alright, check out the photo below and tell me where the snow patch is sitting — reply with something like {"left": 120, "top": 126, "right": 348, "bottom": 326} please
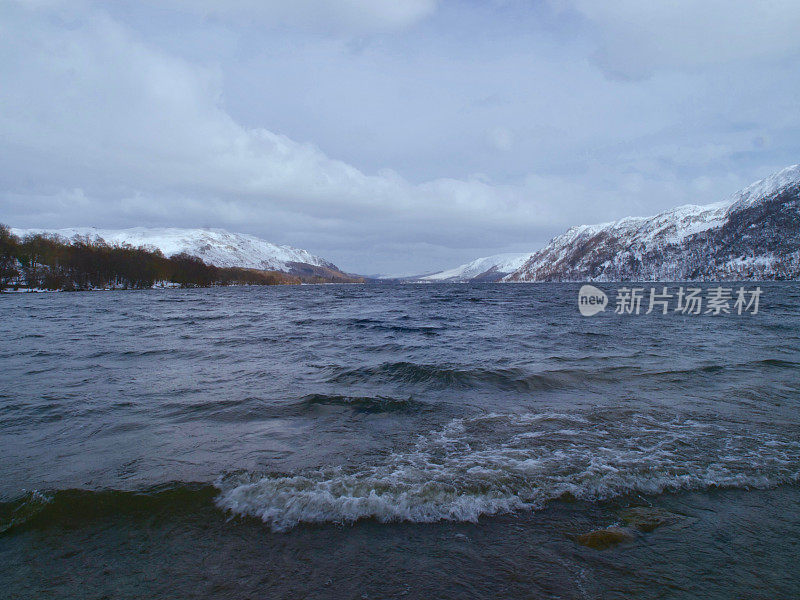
{"left": 9, "top": 227, "right": 336, "bottom": 273}
{"left": 421, "top": 253, "right": 532, "bottom": 282}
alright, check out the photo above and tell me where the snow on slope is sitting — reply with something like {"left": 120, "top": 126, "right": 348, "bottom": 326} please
{"left": 504, "top": 164, "right": 800, "bottom": 282}
{"left": 421, "top": 253, "right": 532, "bottom": 282}
{"left": 727, "top": 164, "right": 800, "bottom": 213}
{"left": 10, "top": 227, "right": 337, "bottom": 273}
{"left": 415, "top": 167, "right": 800, "bottom": 283}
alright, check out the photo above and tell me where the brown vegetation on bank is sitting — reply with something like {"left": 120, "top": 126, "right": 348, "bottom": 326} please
{"left": 0, "top": 225, "right": 302, "bottom": 290}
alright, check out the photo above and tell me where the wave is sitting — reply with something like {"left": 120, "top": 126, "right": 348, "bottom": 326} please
{"left": 326, "top": 359, "right": 800, "bottom": 391}
{"left": 6, "top": 411, "right": 799, "bottom": 534}
{"left": 297, "top": 393, "right": 427, "bottom": 413}
{"left": 214, "top": 411, "right": 800, "bottom": 531}
{"left": 0, "top": 483, "right": 217, "bottom": 535}
{"left": 289, "top": 317, "right": 443, "bottom": 335}
{"left": 327, "top": 362, "right": 561, "bottom": 390}
{"left": 158, "top": 393, "right": 429, "bottom": 422}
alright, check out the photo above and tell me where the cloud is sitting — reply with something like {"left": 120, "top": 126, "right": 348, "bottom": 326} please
{"left": 554, "top": 0, "right": 800, "bottom": 79}
{"left": 140, "top": 0, "right": 439, "bottom": 34}
{"left": 0, "top": 3, "right": 566, "bottom": 266}
{"left": 487, "top": 127, "right": 514, "bottom": 152}
{"left": 1, "top": 0, "right": 797, "bottom": 274}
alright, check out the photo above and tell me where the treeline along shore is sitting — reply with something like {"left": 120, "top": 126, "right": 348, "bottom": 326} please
{"left": 0, "top": 224, "right": 302, "bottom": 291}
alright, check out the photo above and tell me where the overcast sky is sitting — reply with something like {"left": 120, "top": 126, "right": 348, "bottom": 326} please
{"left": 1, "top": 0, "right": 799, "bottom": 275}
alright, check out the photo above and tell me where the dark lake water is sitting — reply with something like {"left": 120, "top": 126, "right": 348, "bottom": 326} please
{"left": 1, "top": 283, "right": 799, "bottom": 599}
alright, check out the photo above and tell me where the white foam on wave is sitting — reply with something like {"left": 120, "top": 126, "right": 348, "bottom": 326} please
{"left": 214, "top": 411, "right": 800, "bottom": 531}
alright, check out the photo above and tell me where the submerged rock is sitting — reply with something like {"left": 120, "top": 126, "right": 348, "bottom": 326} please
{"left": 619, "top": 507, "right": 682, "bottom": 533}
{"left": 576, "top": 527, "right": 634, "bottom": 550}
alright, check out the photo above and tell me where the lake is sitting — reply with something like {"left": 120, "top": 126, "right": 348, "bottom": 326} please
{"left": 1, "top": 283, "right": 799, "bottom": 599}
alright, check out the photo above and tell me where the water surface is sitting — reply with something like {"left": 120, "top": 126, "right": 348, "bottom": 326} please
{"left": 1, "top": 283, "right": 799, "bottom": 598}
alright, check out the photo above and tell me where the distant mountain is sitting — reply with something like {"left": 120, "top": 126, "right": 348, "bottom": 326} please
{"left": 420, "top": 253, "right": 532, "bottom": 282}
{"left": 416, "top": 165, "right": 800, "bottom": 283}
{"left": 505, "top": 164, "right": 800, "bottom": 281}
{"left": 10, "top": 227, "right": 362, "bottom": 282}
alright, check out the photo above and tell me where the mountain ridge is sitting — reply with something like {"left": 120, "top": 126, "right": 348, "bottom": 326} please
{"left": 505, "top": 164, "right": 800, "bottom": 282}
{"left": 10, "top": 164, "right": 800, "bottom": 284}
{"left": 416, "top": 164, "right": 800, "bottom": 282}
{"left": 419, "top": 253, "right": 532, "bottom": 282}
{"left": 9, "top": 226, "right": 362, "bottom": 282}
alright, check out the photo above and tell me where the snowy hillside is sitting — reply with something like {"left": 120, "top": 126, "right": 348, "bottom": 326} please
{"left": 505, "top": 164, "right": 800, "bottom": 282}
{"left": 10, "top": 227, "right": 340, "bottom": 274}
{"left": 420, "top": 253, "right": 532, "bottom": 282}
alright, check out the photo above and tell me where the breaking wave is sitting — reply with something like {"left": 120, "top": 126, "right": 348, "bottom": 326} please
{"left": 215, "top": 411, "right": 800, "bottom": 531}
{"left": 5, "top": 411, "right": 799, "bottom": 534}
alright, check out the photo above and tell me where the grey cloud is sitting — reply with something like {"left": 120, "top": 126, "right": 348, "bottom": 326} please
{"left": 1, "top": 0, "right": 798, "bottom": 274}
{"left": 555, "top": 0, "right": 800, "bottom": 79}
{"left": 139, "top": 0, "right": 439, "bottom": 34}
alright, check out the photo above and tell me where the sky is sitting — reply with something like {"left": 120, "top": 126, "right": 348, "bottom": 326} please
{"left": 1, "top": 0, "right": 799, "bottom": 276}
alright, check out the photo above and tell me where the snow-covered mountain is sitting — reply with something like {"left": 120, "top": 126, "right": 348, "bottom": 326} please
{"left": 10, "top": 227, "right": 351, "bottom": 277}
{"left": 505, "top": 164, "right": 800, "bottom": 282}
{"left": 420, "top": 253, "right": 532, "bottom": 282}
{"left": 11, "top": 165, "right": 799, "bottom": 284}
